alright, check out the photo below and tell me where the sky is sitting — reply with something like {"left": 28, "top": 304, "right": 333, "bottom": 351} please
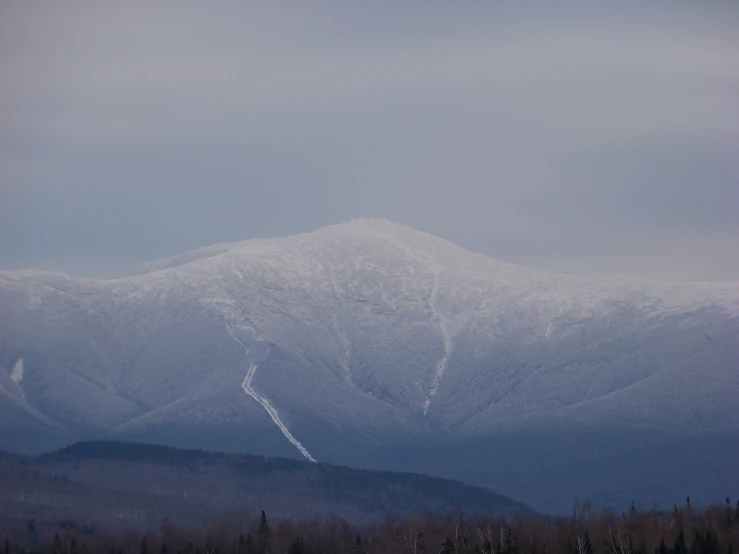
{"left": 1, "top": 1, "right": 738, "bottom": 281}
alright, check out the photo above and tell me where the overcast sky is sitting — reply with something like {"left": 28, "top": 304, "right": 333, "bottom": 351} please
{"left": 1, "top": 1, "right": 738, "bottom": 280}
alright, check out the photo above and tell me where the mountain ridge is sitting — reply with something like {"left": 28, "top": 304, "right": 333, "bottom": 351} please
{"left": 5, "top": 218, "right": 739, "bottom": 287}
{"left": 0, "top": 439, "right": 531, "bottom": 529}
{"left": 1, "top": 218, "right": 737, "bottom": 512}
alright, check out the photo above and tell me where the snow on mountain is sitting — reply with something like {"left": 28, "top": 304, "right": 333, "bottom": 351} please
{"left": 1, "top": 218, "right": 738, "bottom": 511}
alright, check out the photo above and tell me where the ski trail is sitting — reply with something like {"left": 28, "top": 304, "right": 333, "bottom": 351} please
{"left": 545, "top": 322, "right": 552, "bottom": 341}
{"left": 423, "top": 268, "right": 452, "bottom": 415}
{"left": 225, "top": 323, "right": 316, "bottom": 463}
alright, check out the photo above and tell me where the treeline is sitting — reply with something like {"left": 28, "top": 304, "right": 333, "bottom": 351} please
{"left": 3, "top": 498, "right": 739, "bottom": 554}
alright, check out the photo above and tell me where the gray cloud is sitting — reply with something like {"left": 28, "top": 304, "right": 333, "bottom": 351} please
{"left": 1, "top": 1, "right": 738, "bottom": 280}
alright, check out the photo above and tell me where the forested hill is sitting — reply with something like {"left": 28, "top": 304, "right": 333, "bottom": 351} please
{"left": 0, "top": 440, "right": 531, "bottom": 532}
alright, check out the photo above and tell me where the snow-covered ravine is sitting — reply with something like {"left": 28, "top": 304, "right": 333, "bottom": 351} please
{"left": 225, "top": 323, "right": 317, "bottom": 462}
{"left": 423, "top": 268, "right": 452, "bottom": 415}
{"left": 11, "top": 358, "right": 26, "bottom": 400}
{"left": 332, "top": 314, "right": 353, "bottom": 383}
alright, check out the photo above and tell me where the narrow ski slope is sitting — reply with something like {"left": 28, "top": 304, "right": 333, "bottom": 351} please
{"left": 424, "top": 268, "right": 453, "bottom": 415}
{"left": 225, "top": 323, "right": 317, "bottom": 462}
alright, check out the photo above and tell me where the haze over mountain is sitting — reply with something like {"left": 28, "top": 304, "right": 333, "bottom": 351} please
{"left": 1, "top": 219, "right": 738, "bottom": 512}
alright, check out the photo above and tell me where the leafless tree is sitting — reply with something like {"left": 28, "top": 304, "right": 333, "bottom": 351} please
{"left": 606, "top": 526, "right": 631, "bottom": 554}
{"left": 404, "top": 524, "right": 423, "bottom": 554}
{"left": 476, "top": 524, "right": 498, "bottom": 554}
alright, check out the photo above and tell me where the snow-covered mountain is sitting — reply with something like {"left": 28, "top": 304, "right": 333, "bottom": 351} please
{"left": 1, "top": 219, "right": 738, "bottom": 512}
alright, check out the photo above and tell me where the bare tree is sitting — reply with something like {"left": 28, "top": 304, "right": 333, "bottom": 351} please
{"left": 476, "top": 524, "right": 498, "bottom": 554}
{"left": 606, "top": 526, "right": 631, "bottom": 554}
{"left": 404, "top": 525, "right": 424, "bottom": 554}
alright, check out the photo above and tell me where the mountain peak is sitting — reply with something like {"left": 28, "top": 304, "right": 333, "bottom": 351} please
{"left": 129, "top": 218, "right": 492, "bottom": 277}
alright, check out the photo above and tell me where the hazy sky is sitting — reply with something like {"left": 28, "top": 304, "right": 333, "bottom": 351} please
{"left": 1, "top": 2, "right": 738, "bottom": 280}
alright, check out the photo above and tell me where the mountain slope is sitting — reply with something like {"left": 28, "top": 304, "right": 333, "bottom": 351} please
{"left": 1, "top": 219, "right": 738, "bottom": 511}
{"left": 0, "top": 440, "right": 530, "bottom": 530}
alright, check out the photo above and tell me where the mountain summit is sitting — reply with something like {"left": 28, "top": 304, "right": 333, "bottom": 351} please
{"left": 1, "top": 219, "right": 738, "bottom": 512}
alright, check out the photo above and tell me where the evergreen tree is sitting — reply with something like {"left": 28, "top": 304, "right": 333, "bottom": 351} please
{"left": 501, "top": 528, "right": 517, "bottom": 554}
{"left": 141, "top": 538, "right": 148, "bottom": 554}
{"left": 583, "top": 531, "right": 593, "bottom": 554}
{"left": 258, "top": 511, "right": 270, "bottom": 554}
{"left": 692, "top": 531, "right": 702, "bottom": 554}
{"left": 160, "top": 543, "right": 168, "bottom": 554}
{"left": 259, "top": 510, "right": 270, "bottom": 537}
{"left": 287, "top": 536, "right": 306, "bottom": 554}
{"left": 51, "top": 533, "right": 63, "bottom": 554}
{"left": 353, "top": 534, "right": 364, "bottom": 554}
{"left": 657, "top": 537, "right": 668, "bottom": 554}
{"left": 440, "top": 537, "right": 455, "bottom": 554}
{"left": 691, "top": 530, "right": 718, "bottom": 554}
{"left": 245, "top": 532, "right": 255, "bottom": 554}
{"left": 26, "top": 518, "right": 36, "bottom": 537}
{"left": 674, "top": 527, "right": 687, "bottom": 554}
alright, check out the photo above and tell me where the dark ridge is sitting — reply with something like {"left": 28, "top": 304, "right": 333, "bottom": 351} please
{"left": 34, "top": 440, "right": 534, "bottom": 516}
{"left": 42, "top": 440, "right": 319, "bottom": 473}
{"left": 42, "top": 440, "right": 244, "bottom": 466}
{"left": 0, "top": 449, "right": 27, "bottom": 461}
